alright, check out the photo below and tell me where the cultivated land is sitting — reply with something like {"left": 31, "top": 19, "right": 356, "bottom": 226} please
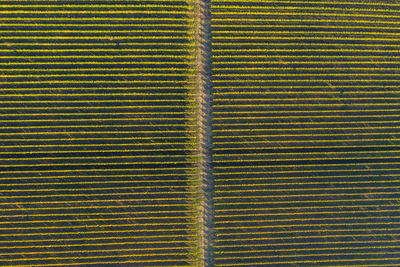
{"left": 1, "top": 0, "right": 400, "bottom": 266}
{"left": 212, "top": 0, "right": 400, "bottom": 266}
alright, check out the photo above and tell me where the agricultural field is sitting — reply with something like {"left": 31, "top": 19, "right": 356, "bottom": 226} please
{"left": 0, "top": 1, "right": 199, "bottom": 266}
{"left": 212, "top": 0, "right": 400, "bottom": 266}
{"left": 1, "top": 0, "right": 400, "bottom": 266}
